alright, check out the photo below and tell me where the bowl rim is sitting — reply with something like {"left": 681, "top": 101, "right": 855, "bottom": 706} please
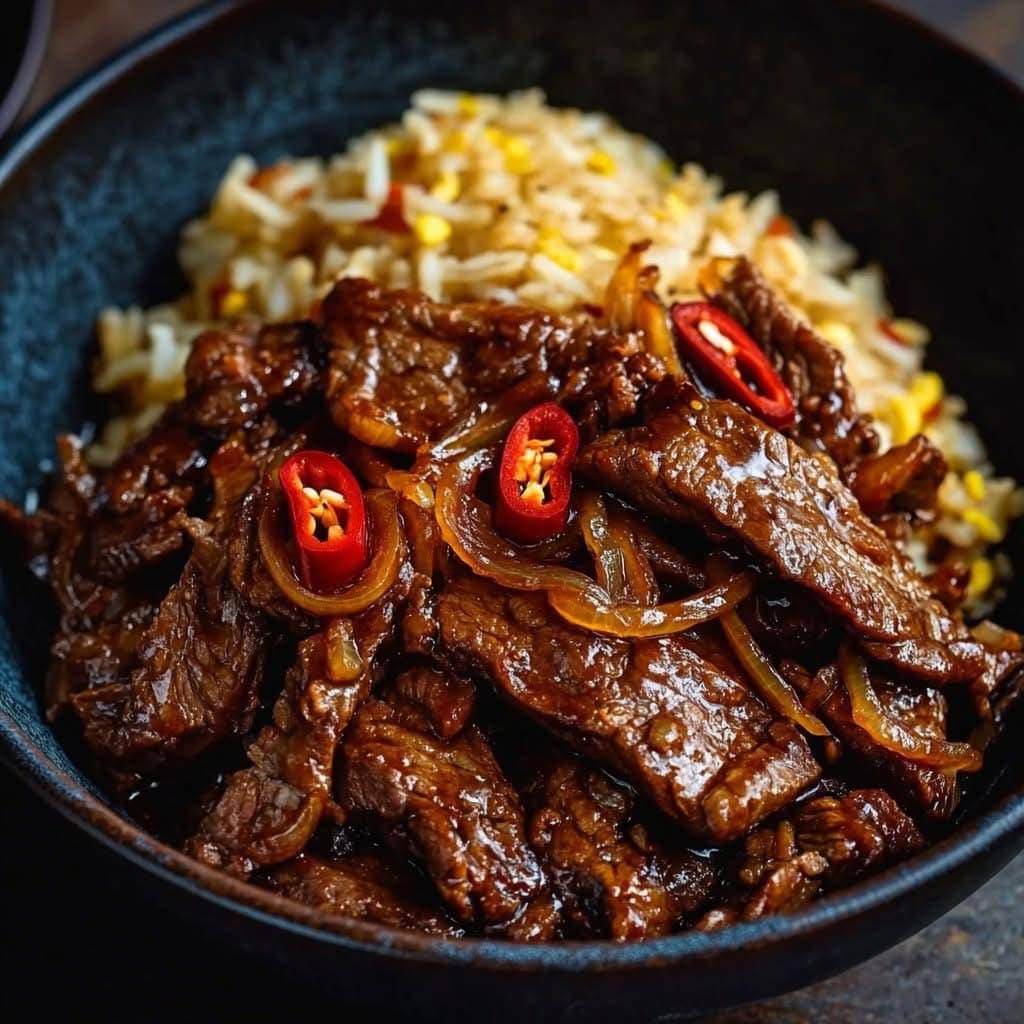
{"left": 1, "top": 0, "right": 1023, "bottom": 974}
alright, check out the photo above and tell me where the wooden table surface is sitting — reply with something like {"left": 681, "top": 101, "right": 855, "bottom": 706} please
{"left": 4, "top": 2, "right": 1023, "bottom": 1021}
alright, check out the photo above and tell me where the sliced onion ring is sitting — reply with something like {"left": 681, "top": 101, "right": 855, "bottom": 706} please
{"left": 839, "top": 643, "right": 982, "bottom": 772}
{"left": 579, "top": 491, "right": 628, "bottom": 599}
{"left": 435, "top": 451, "right": 753, "bottom": 638}
{"left": 259, "top": 486, "right": 407, "bottom": 616}
{"left": 435, "top": 450, "right": 597, "bottom": 594}
{"left": 706, "top": 554, "right": 829, "bottom": 737}
{"left": 547, "top": 573, "right": 754, "bottom": 639}
{"left": 721, "top": 611, "right": 830, "bottom": 737}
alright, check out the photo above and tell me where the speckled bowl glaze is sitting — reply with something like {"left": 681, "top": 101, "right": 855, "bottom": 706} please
{"left": 1, "top": 2, "right": 1022, "bottom": 1020}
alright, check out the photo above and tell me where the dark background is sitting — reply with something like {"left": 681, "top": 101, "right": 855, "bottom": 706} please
{"left": 2, "top": 1, "right": 1023, "bottom": 1020}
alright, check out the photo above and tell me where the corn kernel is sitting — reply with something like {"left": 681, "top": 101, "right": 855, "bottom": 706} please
{"left": 456, "top": 93, "right": 480, "bottom": 116}
{"left": 537, "top": 233, "right": 581, "bottom": 272}
{"left": 968, "top": 557, "right": 995, "bottom": 599}
{"left": 430, "top": 170, "right": 460, "bottom": 203}
{"left": 443, "top": 129, "right": 467, "bottom": 153}
{"left": 817, "top": 320, "right": 856, "bottom": 350}
{"left": 656, "top": 192, "right": 690, "bottom": 222}
{"left": 413, "top": 212, "right": 452, "bottom": 247}
{"left": 219, "top": 289, "right": 248, "bottom": 317}
{"left": 909, "top": 371, "right": 944, "bottom": 413}
{"left": 887, "top": 318, "right": 930, "bottom": 346}
{"left": 502, "top": 134, "right": 533, "bottom": 174}
{"left": 888, "top": 393, "right": 922, "bottom": 445}
{"left": 962, "top": 507, "right": 1002, "bottom": 543}
{"left": 963, "top": 469, "right": 987, "bottom": 502}
{"left": 484, "top": 126, "right": 506, "bottom": 147}
{"left": 586, "top": 149, "right": 617, "bottom": 176}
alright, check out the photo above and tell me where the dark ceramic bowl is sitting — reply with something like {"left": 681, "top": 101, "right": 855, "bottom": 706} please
{"left": 1, "top": 2, "right": 1022, "bottom": 1020}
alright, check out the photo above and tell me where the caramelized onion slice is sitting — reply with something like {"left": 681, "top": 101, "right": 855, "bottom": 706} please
{"left": 636, "top": 290, "right": 685, "bottom": 378}
{"left": 706, "top": 555, "right": 829, "bottom": 737}
{"left": 839, "top": 644, "right": 982, "bottom": 772}
{"left": 435, "top": 450, "right": 597, "bottom": 594}
{"left": 426, "top": 373, "right": 558, "bottom": 462}
{"left": 259, "top": 487, "right": 407, "bottom": 616}
{"left": 385, "top": 470, "right": 435, "bottom": 510}
{"left": 608, "top": 509, "right": 659, "bottom": 606}
{"left": 579, "top": 491, "right": 628, "bottom": 599}
{"left": 547, "top": 572, "right": 754, "bottom": 639}
{"left": 436, "top": 450, "right": 752, "bottom": 637}
{"left": 720, "top": 611, "right": 830, "bottom": 737}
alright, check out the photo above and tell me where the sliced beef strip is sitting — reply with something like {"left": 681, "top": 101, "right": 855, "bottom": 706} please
{"left": 795, "top": 788, "right": 924, "bottom": 884}
{"left": 99, "top": 418, "right": 207, "bottom": 513}
{"left": 428, "top": 576, "right": 820, "bottom": 842}
{"left": 520, "top": 746, "right": 715, "bottom": 940}
{"left": 713, "top": 257, "right": 879, "bottom": 475}
{"left": 84, "top": 487, "right": 191, "bottom": 584}
{"left": 846, "top": 435, "right": 948, "bottom": 523}
{"left": 578, "top": 401, "right": 987, "bottom": 684}
{"left": 321, "top": 277, "right": 659, "bottom": 454}
{"left": 45, "top": 613, "right": 152, "bottom": 721}
{"left": 186, "top": 582, "right": 405, "bottom": 876}
{"left": 79, "top": 414, "right": 209, "bottom": 585}
{"left": 7, "top": 436, "right": 146, "bottom": 629}
{"left": 796, "top": 663, "right": 960, "bottom": 819}
{"left": 265, "top": 854, "right": 463, "bottom": 936}
{"left": 339, "top": 665, "right": 560, "bottom": 939}
{"left": 860, "top": 638, "right": 988, "bottom": 685}
{"left": 83, "top": 410, "right": 212, "bottom": 585}
{"left": 185, "top": 319, "right": 326, "bottom": 432}
{"left": 70, "top": 527, "right": 266, "bottom": 771}
{"left": 695, "top": 821, "right": 828, "bottom": 931}
{"left": 3, "top": 412, "right": 217, "bottom": 714}
{"left": 1, "top": 437, "right": 161, "bottom": 717}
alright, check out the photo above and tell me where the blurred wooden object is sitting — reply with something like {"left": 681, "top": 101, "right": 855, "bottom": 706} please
{"left": 22, "top": 0, "right": 201, "bottom": 118}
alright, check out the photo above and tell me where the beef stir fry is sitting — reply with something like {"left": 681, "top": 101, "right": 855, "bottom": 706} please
{"left": 3, "top": 253, "right": 1021, "bottom": 942}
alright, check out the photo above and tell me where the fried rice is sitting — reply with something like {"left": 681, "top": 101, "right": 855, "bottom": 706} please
{"left": 87, "top": 89, "right": 1022, "bottom": 608}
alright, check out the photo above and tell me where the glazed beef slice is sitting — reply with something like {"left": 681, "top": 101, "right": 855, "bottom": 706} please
{"left": 266, "top": 854, "right": 463, "bottom": 936}
{"left": 338, "top": 666, "right": 559, "bottom": 938}
{"left": 804, "top": 664, "right": 960, "bottom": 819}
{"left": 71, "top": 532, "right": 265, "bottom": 770}
{"left": 715, "top": 256, "right": 878, "bottom": 473}
{"left": 321, "top": 277, "right": 658, "bottom": 453}
{"left": 578, "top": 401, "right": 974, "bottom": 670}
{"left": 187, "top": 595, "right": 400, "bottom": 876}
{"left": 521, "top": 746, "right": 716, "bottom": 940}
{"left": 795, "top": 788, "right": 924, "bottom": 884}
{"left": 431, "top": 576, "right": 820, "bottom": 842}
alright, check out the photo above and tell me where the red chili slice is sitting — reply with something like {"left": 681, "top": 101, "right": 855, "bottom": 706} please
{"left": 670, "top": 301, "right": 796, "bottom": 429}
{"left": 362, "top": 183, "right": 408, "bottom": 233}
{"left": 494, "top": 402, "right": 580, "bottom": 544}
{"left": 764, "top": 215, "right": 794, "bottom": 238}
{"left": 279, "top": 450, "right": 368, "bottom": 592}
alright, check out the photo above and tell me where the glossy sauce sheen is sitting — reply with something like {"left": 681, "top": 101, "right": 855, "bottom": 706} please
{"left": 1, "top": 264, "right": 1019, "bottom": 942}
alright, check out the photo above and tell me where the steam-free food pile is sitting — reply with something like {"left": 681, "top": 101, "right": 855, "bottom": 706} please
{"left": 2, "top": 93, "right": 1021, "bottom": 942}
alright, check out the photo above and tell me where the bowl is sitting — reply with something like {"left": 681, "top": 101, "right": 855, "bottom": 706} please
{"left": 1, "top": 1, "right": 1022, "bottom": 1020}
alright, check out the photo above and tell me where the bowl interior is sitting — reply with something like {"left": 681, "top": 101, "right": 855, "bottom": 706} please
{"left": 0, "top": 0, "right": 1022, "bottom": 969}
